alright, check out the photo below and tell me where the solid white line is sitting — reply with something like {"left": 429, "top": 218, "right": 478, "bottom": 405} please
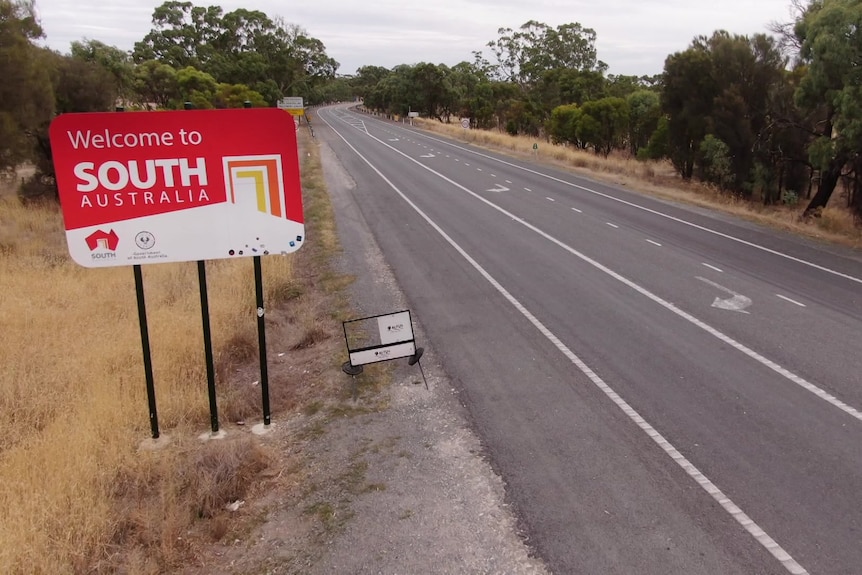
{"left": 319, "top": 108, "right": 809, "bottom": 575}
{"left": 546, "top": 197, "right": 556, "bottom": 202}
{"left": 702, "top": 263, "right": 724, "bottom": 273}
{"left": 647, "top": 239, "right": 662, "bottom": 247}
{"left": 607, "top": 223, "right": 619, "bottom": 229}
{"left": 572, "top": 208, "right": 583, "bottom": 213}
{"left": 776, "top": 294, "right": 807, "bottom": 307}
{"left": 391, "top": 125, "right": 862, "bottom": 287}
{"left": 327, "top": 108, "right": 862, "bottom": 425}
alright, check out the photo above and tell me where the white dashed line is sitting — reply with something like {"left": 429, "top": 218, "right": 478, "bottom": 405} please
{"left": 546, "top": 197, "right": 556, "bottom": 202}
{"left": 646, "top": 239, "right": 662, "bottom": 247}
{"left": 702, "top": 263, "right": 724, "bottom": 273}
{"left": 776, "top": 294, "right": 806, "bottom": 307}
{"left": 607, "top": 223, "right": 619, "bottom": 229}
{"left": 506, "top": 180, "right": 512, "bottom": 184}
{"left": 524, "top": 188, "right": 532, "bottom": 192}
{"left": 491, "top": 174, "right": 497, "bottom": 177}
{"left": 571, "top": 208, "right": 582, "bottom": 213}
{"left": 477, "top": 168, "right": 483, "bottom": 171}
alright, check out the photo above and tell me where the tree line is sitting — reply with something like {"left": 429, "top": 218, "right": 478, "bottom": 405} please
{"left": 3, "top": 0, "right": 862, "bottom": 220}
{"left": 0, "top": 0, "right": 341, "bottom": 197}
{"left": 355, "top": 3, "right": 862, "bottom": 219}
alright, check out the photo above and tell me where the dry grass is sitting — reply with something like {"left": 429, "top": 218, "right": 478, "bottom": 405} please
{"left": 0, "top": 131, "right": 334, "bottom": 572}
{"left": 413, "top": 118, "right": 862, "bottom": 248}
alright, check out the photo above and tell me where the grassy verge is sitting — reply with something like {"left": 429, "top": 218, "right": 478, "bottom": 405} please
{"left": 412, "top": 118, "right": 862, "bottom": 249}
{"left": 0, "top": 128, "right": 344, "bottom": 573}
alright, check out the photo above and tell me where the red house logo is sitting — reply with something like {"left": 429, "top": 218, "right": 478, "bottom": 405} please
{"left": 85, "top": 229, "right": 119, "bottom": 251}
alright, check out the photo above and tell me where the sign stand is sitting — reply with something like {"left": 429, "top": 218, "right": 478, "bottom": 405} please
{"left": 253, "top": 255, "right": 272, "bottom": 432}
{"left": 116, "top": 107, "right": 162, "bottom": 441}
{"left": 181, "top": 102, "right": 222, "bottom": 439}
{"left": 133, "top": 263, "right": 160, "bottom": 439}
{"left": 341, "top": 310, "right": 427, "bottom": 396}
{"left": 197, "top": 260, "right": 222, "bottom": 437}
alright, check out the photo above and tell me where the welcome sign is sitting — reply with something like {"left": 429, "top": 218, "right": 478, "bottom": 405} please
{"left": 49, "top": 108, "right": 304, "bottom": 267}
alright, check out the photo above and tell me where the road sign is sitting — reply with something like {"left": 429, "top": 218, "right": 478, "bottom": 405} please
{"left": 278, "top": 97, "right": 305, "bottom": 116}
{"left": 49, "top": 108, "right": 304, "bottom": 267}
{"left": 343, "top": 310, "right": 417, "bottom": 366}
{"left": 460, "top": 118, "right": 470, "bottom": 129}
{"left": 408, "top": 111, "right": 419, "bottom": 118}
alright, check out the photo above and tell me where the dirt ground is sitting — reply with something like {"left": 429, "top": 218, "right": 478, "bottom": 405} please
{"left": 180, "top": 135, "right": 549, "bottom": 574}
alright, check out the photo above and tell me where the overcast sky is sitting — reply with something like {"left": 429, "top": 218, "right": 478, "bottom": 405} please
{"left": 34, "top": 0, "right": 797, "bottom": 77}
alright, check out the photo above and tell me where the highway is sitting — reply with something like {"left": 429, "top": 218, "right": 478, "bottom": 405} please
{"left": 315, "top": 104, "right": 862, "bottom": 575}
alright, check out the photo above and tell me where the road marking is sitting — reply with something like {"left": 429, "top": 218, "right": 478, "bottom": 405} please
{"left": 324, "top": 108, "right": 862, "bottom": 425}
{"left": 606, "top": 223, "right": 619, "bottom": 229}
{"left": 702, "top": 263, "right": 724, "bottom": 273}
{"left": 477, "top": 168, "right": 482, "bottom": 171}
{"left": 776, "top": 294, "right": 806, "bottom": 307}
{"left": 697, "top": 276, "right": 752, "bottom": 314}
{"left": 420, "top": 154, "right": 435, "bottom": 158}
{"left": 524, "top": 188, "right": 532, "bottom": 192}
{"left": 320, "top": 109, "right": 810, "bottom": 575}
{"left": 395, "top": 128, "right": 862, "bottom": 287}
{"left": 572, "top": 208, "right": 583, "bottom": 213}
{"left": 506, "top": 180, "right": 513, "bottom": 184}
{"left": 647, "top": 239, "right": 662, "bottom": 247}
{"left": 546, "top": 197, "right": 555, "bottom": 202}
{"left": 465, "top": 163, "right": 470, "bottom": 166}
{"left": 486, "top": 184, "right": 510, "bottom": 193}
{"left": 491, "top": 174, "right": 497, "bottom": 177}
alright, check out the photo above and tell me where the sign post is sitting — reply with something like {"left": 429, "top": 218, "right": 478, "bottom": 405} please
{"left": 50, "top": 108, "right": 304, "bottom": 437}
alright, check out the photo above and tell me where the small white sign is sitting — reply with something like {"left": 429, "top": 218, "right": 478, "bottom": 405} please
{"left": 408, "top": 111, "right": 419, "bottom": 118}
{"left": 378, "top": 310, "right": 412, "bottom": 345}
{"left": 461, "top": 118, "right": 470, "bottom": 129}
{"left": 350, "top": 341, "right": 416, "bottom": 366}
{"left": 278, "top": 97, "right": 304, "bottom": 109}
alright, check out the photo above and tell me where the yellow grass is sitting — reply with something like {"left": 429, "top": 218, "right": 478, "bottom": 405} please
{"left": 0, "top": 139, "right": 316, "bottom": 571}
{"left": 413, "top": 118, "right": 862, "bottom": 248}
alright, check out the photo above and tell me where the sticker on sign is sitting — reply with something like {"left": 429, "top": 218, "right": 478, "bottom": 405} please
{"left": 49, "top": 108, "right": 304, "bottom": 268}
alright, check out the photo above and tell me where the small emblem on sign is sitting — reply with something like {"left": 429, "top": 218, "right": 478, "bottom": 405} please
{"left": 135, "top": 231, "right": 155, "bottom": 250}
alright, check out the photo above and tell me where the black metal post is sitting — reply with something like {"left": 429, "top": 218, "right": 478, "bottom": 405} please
{"left": 253, "top": 256, "right": 271, "bottom": 425}
{"left": 118, "top": 105, "right": 161, "bottom": 440}
{"left": 134, "top": 264, "right": 160, "bottom": 439}
{"left": 197, "top": 260, "right": 219, "bottom": 433}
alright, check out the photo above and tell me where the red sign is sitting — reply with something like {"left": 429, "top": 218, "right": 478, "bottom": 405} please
{"left": 50, "top": 108, "right": 304, "bottom": 267}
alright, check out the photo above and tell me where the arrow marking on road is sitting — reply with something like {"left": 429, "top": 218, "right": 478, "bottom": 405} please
{"left": 420, "top": 153, "right": 435, "bottom": 158}
{"left": 697, "top": 276, "right": 752, "bottom": 314}
{"left": 486, "top": 184, "right": 510, "bottom": 193}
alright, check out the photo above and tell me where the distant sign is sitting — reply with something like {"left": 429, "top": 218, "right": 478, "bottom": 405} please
{"left": 343, "top": 310, "right": 416, "bottom": 366}
{"left": 278, "top": 97, "right": 305, "bottom": 116}
{"left": 49, "top": 108, "right": 304, "bottom": 268}
{"left": 408, "top": 111, "right": 419, "bottom": 118}
{"left": 460, "top": 118, "right": 470, "bottom": 129}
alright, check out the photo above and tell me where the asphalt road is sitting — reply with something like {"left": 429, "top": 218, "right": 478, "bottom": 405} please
{"left": 313, "top": 104, "right": 862, "bottom": 575}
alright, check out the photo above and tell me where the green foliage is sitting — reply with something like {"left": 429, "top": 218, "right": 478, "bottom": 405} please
{"left": 698, "top": 135, "right": 734, "bottom": 189}
{"left": 662, "top": 30, "right": 786, "bottom": 188}
{"left": 626, "top": 90, "right": 660, "bottom": 155}
{"left": 574, "top": 97, "right": 629, "bottom": 156}
{"left": 133, "top": 2, "right": 337, "bottom": 105}
{"left": 639, "top": 116, "right": 670, "bottom": 161}
{"left": 0, "top": 0, "right": 53, "bottom": 174}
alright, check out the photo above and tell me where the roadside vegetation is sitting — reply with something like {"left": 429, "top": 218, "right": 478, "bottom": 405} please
{"left": 0, "top": 128, "right": 347, "bottom": 573}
